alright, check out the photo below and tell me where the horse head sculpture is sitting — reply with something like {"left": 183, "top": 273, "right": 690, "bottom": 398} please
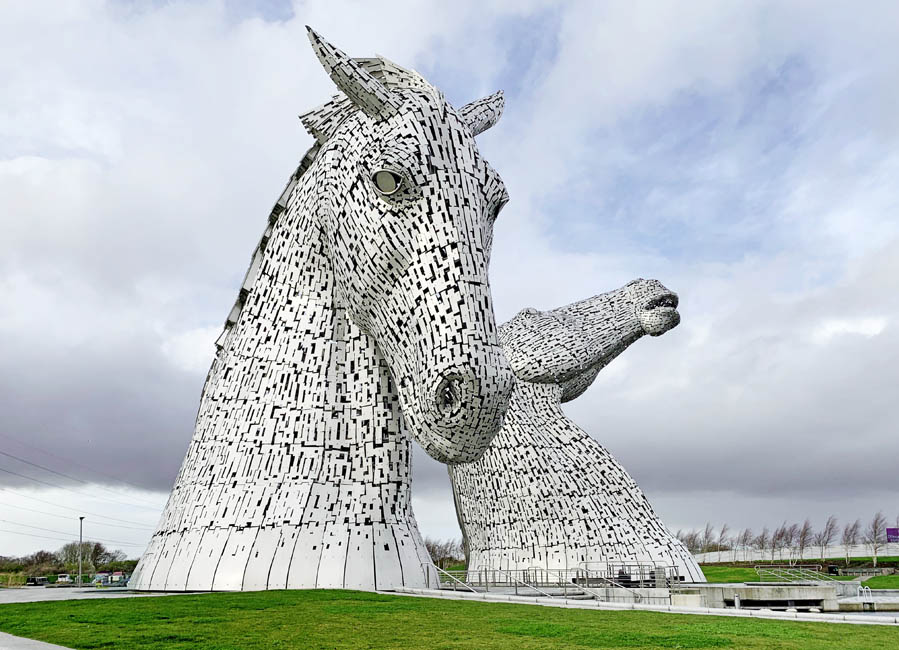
{"left": 451, "top": 279, "right": 704, "bottom": 581}
{"left": 302, "top": 28, "right": 514, "bottom": 463}
{"left": 500, "top": 279, "right": 679, "bottom": 401}
{"left": 131, "top": 30, "right": 517, "bottom": 592}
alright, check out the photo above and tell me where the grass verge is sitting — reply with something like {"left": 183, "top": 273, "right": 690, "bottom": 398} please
{"left": 700, "top": 565, "right": 760, "bottom": 583}
{"left": 863, "top": 575, "right": 899, "bottom": 589}
{"left": 701, "top": 565, "right": 859, "bottom": 583}
{"left": 703, "top": 556, "right": 899, "bottom": 568}
{"left": 1, "top": 590, "right": 898, "bottom": 649}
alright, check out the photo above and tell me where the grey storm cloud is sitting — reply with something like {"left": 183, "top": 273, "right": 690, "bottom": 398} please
{"left": 0, "top": 331, "right": 201, "bottom": 492}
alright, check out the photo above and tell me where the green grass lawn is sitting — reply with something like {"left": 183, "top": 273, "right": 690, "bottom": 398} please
{"left": 704, "top": 556, "right": 899, "bottom": 568}
{"left": 700, "top": 565, "right": 761, "bottom": 583}
{"left": 863, "top": 574, "right": 899, "bottom": 589}
{"left": 701, "top": 563, "right": 899, "bottom": 590}
{"left": 1, "top": 590, "right": 898, "bottom": 650}
{"left": 701, "top": 565, "right": 858, "bottom": 584}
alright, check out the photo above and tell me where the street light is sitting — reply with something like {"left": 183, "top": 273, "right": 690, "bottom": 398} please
{"left": 78, "top": 516, "right": 84, "bottom": 588}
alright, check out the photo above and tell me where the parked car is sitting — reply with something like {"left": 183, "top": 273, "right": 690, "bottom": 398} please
{"left": 25, "top": 576, "right": 49, "bottom": 586}
{"left": 56, "top": 574, "right": 72, "bottom": 583}
{"left": 92, "top": 573, "right": 109, "bottom": 586}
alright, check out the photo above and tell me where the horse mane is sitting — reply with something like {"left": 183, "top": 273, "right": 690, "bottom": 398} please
{"left": 214, "top": 57, "right": 441, "bottom": 350}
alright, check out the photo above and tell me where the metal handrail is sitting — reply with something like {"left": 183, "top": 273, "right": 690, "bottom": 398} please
{"left": 572, "top": 567, "right": 644, "bottom": 602}
{"left": 427, "top": 565, "right": 677, "bottom": 603}
{"left": 491, "top": 568, "right": 556, "bottom": 598}
{"left": 754, "top": 565, "right": 840, "bottom": 583}
{"left": 577, "top": 561, "right": 677, "bottom": 588}
{"left": 577, "top": 561, "right": 677, "bottom": 586}
{"left": 858, "top": 585, "right": 873, "bottom": 600}
{"left": 421, "top": 563, "right": 477, "bottom": 594}
{"left": 528, "top": 566, "right": 641, "bottom": 602}
{"left": 436, "top": 567, "right": 562, "bottom": 599}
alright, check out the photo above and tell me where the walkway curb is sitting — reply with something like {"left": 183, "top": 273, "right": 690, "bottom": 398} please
{"left": 0, "top": 631, "right": 72, "bottom": 649}
{"left": 384, "top": 587, "right": 899, "bottom": 626}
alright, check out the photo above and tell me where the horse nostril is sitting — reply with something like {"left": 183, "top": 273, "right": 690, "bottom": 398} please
{"left": 435, "top": 375, "right": 464, "bottom": 418}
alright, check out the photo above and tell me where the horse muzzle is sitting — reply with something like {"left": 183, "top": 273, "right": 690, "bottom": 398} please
{"left": 413, "top": 342, "right": 514, "bottom": 464}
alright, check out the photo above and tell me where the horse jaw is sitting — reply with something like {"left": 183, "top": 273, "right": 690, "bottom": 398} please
{"left": 632, "top": 279, "right": 680, "bottom": 336}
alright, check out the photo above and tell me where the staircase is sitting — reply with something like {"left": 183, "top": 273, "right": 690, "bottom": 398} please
{"left": 754, "top": 564, "right": 843, "bottom": 582}
{"left": 422, "top": 563, "right": 677, "bottom": 605}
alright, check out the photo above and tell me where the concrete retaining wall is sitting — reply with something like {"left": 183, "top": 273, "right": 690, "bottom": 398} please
{"left": 694, "top": 543, "right": 899, "bottom": 564}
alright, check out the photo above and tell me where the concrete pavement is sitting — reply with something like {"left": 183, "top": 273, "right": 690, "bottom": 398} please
{"left": 0, "top": 631, "right": 72, "bottom": 649}
{"left": 0, "top": 587, "right": 173, "bottom": 606}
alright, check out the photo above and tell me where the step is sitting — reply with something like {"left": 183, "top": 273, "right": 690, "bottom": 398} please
{"left": 437, "top": 585, "right": 592, "bottom": 599}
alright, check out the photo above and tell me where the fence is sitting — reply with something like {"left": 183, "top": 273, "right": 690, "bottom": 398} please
{"left": 692, "top": 542, "right": 899, "bottom": 564}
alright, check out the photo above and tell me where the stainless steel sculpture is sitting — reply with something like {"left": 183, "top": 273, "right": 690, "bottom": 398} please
{"left": 130, "top": 28, "right": 514, "bottom": 591}
{"left": 450, "top": 280, "right": 705, "bottom": 582}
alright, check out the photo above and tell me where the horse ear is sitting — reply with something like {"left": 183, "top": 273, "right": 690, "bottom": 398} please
{"left": 306, "top": 26, "right": 401, "bottom": 121}
{"left": 458, "top": 91, "right": 504, "bottom": 136}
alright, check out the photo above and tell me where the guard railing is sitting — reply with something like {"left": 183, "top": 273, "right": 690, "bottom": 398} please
{"left": 754, "top": 564, "right": 842, "bottom": 582}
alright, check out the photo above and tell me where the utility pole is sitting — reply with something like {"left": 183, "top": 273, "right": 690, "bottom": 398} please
{"left": 78, "top": 516, "right": 84, "bottom": 588}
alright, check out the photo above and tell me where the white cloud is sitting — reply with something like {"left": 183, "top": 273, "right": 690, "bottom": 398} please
{"left": 161, "top": 325, "right": 221, "bottom": 373}
{"left": 2, "top": 0, "right": 899, "bottom": 554}
{"left": 810, "top": 317, "right": 887, "bottom": 345}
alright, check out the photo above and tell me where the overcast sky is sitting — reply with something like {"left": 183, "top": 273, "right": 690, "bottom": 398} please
{"left": 2, "top": 0, "right": 898, "bottom": 557}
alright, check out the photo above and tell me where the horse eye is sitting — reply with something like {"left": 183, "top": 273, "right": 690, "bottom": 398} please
{"left": 372, "top": 170, "right": 402, "bottom": 195}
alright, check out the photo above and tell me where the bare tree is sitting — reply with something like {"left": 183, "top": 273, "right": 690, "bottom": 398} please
{"left": 841, "top": 519, "right": 861, "bottom": 566}
{"left": 865, "top": 511, "right": 888, "bottom": 568}
{"left": 769, "top": 524, "right": 782, "bottom": 562}
{"left": 677, "top": 529, "right": 701, "bottom": 555}
{"left": 743, "top": 528, "right": 754, "bottom": 562}
{"left": 814, "top": 515, "right": 838, "bottom": 563}
{"left": 753, "top": 527, "right": 769, "bottom": 562}
{"left": 56, "top": 542, "right": 98, "bottom": 573}
{"left": 701, "top": 522, "right": 715, "bottom": 556}
{"left": 784, "top": 524, "right": 801, "bottom": 564}
{"left": 423, "top": 537, "right": 464, "bottom": 569}
{"left": 686, "top": 529, "right": 702, "bottom": 555}
{"left": 736, "top": 528, "right": 753, "bottom": 562}
{"left": 797, "top": 519, "right": 813, "bottom": 563}
{"left": 717, "top": 523, "right": 730, "bottom": 563}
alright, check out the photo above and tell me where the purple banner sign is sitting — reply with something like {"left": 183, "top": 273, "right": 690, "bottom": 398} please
{"left": 888, "top": 528, "right": 899, "bottom": 543}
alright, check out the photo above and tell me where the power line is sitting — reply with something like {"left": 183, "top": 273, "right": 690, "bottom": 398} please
{"left": 0, "top": 450, "right": 93, "bottom": 485}
{"left": 0, "top": 519, "right": 145, "bottom": 548}
{"left": 0, "top": 465, "right": 161, "bottom": 512}
{"left": 0, "top": 465, "right": 67, "bottom": 490}
{"left": 0, "top": 432, "right": 161, "bottom": 501}
{"left": 0, "top": 449, "right": 162, "bottom": 508}
{"left": 0, "top": 528, "right": 145, "bottom": 547}
{"left": 0, "top": 487, "right": 160, "bottom": 528}
{"left": 2, "top": 501, "right": 154, "bottom": 531}
{"left": 0, "top": 528, "right": 73, "bottom": 544}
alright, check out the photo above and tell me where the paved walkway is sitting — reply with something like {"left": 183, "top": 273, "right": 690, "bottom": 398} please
{"left": 0, "top": 587, "right": 173, "bottom": 606}
{"left": 388, "top": 587, "right": 899, "bottom": 626}
{"left": 0, "top": 631, "right": 72, "bottom": 649}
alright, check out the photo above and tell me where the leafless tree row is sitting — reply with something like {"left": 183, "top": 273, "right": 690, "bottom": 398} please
{"left": 424, "top": 537, "right": 465, "bottom": 569}
{"left": 676, "top": 511, "right": 895, "bottom": 566}
{"left": 0, "top": 542, "right": 133, "bottom": 576}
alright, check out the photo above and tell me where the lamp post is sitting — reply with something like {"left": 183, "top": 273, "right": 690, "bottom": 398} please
{"left": 78, "top": 516, "right": 84, "bottom": 588}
